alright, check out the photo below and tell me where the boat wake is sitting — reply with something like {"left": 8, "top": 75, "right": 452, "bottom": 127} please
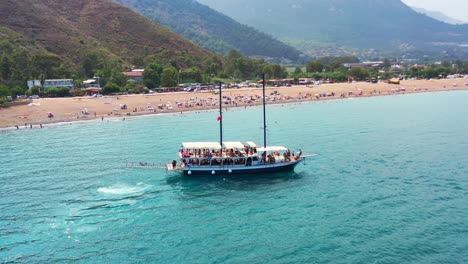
{"left": 97, "top": 182, "right": 151, "bottom": 195}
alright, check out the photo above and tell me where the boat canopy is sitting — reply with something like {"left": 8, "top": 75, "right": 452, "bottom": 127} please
{"left": 257, "top": 146, "right": 288, "bottom": 152}
{"left": 245, "top": 141, "right": 257, "bottom": 147}
{"left": 182, "top": 142, "right": 222, "bottom": 150}
{"left": 223, "top": 142, "right": 245, "bottom": 149}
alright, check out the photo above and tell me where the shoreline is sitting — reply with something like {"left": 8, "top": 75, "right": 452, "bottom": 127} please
{"left": 1, "top": 79, "right": 467, "bottom": 131}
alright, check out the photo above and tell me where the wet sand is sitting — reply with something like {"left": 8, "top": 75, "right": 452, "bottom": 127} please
{"left": 1, "top": 78, "right": 467, "bottom": 130}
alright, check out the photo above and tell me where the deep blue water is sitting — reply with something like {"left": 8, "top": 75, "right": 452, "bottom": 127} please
{"left": 1, "top": 91, "right": 468, "bottom": 263}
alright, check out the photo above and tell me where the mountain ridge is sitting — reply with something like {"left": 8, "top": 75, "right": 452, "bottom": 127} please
{"left": 411, "top": 6, "right": 465, "bottom": 25}
{"left": 197, "top": 0, "right": 468, "bottom": 54}
{"left": 0, "top": 0, "right": 218, "bottom": 69}
{"left": 114, "top": 0, "right": 306, "bottom": 63}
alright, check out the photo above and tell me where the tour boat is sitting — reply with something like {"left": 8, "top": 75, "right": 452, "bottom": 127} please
{"left": 167, "top": 75, "right": 310, "bottom": 176}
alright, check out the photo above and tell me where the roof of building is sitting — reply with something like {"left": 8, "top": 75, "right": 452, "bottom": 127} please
{"left": 83, "top": 79, "right": 98, "bottom": 84}
{"left": 123, "top": 71, "right": 143, "bottom": 77}
{"left": 44, "top": 79, "right": 73, "bottom": 82}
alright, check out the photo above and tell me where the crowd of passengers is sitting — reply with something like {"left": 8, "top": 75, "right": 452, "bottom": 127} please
{"left": 179, "top": 147, "right": 300, "bottom": 166}
{"left": 180, "top": 146, "right": 258, "bottom": 159}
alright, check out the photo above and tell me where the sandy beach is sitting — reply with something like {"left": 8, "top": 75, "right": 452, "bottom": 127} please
{"left": 1, "top": 78, "right": 467, "bottom": 129}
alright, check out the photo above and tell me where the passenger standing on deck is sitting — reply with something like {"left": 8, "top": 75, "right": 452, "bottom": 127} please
{"left": 297, "top": 149, "right": 302, "bottom": 158}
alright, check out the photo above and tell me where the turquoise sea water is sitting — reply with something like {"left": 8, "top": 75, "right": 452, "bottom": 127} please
{"left": 1, "top": 91, "right": 468, "bottom": 263}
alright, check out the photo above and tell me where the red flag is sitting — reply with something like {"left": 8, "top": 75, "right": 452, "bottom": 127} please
{"left": 217, "top": 115, "right": 222, "bottom": 121}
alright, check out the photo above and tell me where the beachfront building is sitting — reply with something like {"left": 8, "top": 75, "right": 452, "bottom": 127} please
{"left": 82, "top": 79, "right": 102, "bottom": 95}
{"left": 27, "top": 79, "right": 75, "bottom": 90}
{"left": 123, "top": 69, "right": 144, "bottom": 83}
{"left": 83, "top": 79, "right": 100, "bottom": 88}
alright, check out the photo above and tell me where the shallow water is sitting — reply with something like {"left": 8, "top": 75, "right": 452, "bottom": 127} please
{"left": 1, "top": 91, "right": 468, "bottom": 263}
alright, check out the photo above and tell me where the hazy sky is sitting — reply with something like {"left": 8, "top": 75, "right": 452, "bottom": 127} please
{"left": 401, "top": 0, "right": 468, "bottom": 22}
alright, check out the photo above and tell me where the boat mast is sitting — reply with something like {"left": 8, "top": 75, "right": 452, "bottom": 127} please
{"left": 262, "top": 73, "right": 267, "bottom": 150}
{"left": 219, "top": 81, "right": 223, "bottom": 148}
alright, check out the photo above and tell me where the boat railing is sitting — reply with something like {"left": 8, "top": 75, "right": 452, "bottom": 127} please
{"left": 180, "top": 155, "right": 299, "bottom": 168}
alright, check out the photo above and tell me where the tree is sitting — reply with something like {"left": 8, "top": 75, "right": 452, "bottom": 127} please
{"left": 0, "top": 84, "right": 9, "bottom": 97}
{"left": 179, "top": 68, "right": 202, "bottom": 83}
{"left": 31, "top": 53, "right": 61, "bottom": 79}
{"left": 383, "top": 58, "right": 391, "bottom": 69}
{"left": 110, "top": 72, "right": 128, "bottom": 88}
{"left": 143, "top": 63, "right": 163, "bottom": 88}
{"left": 306, "top": 60, "right": 324, "bottom": 73}
{"left": 103, "top": 83, "right": 121, "bottom": 95}
{"left": 204, "top": 56, "right": 224, "bottom": 76}
{"left": 161, "top": 67, "right": 178, "bottom": 87}
{"left": 0, "top": 56, "right": 11, "bottom": 81}
{"left": 57, "top": 87, "right": 71, "bottom": 97}
{"left": 53, "top": 64, "right": 75, "bottom": 79}
{"left": 9, "top": 49, "right": 30, "bottom": 87}
{"left": 294, "top": 67, "right": 303, "bottom": 75}
{"left": 46, "top": 87, "right": 59, "bottom": 97}
{"left": 263, "top": 65, "right": 273, "bottom": 79}
{"left": 95, "top": 59, "right": 124, "bottom": 88}
{"left": 271, "top": 64, "right": 288, "bottom": 79}
{"left": 81, "top": 53, "right": 100, "bottom": 78}
{"left": 30, "top": 86, "right": 41, "bottom": 95}
{"left": 349, "top": 67, "right": 370, "bottom": 81}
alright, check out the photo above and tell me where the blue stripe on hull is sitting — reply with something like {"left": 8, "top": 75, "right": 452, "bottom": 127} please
{"left": 183, "top": 161, "right": 301, "bottom": 176}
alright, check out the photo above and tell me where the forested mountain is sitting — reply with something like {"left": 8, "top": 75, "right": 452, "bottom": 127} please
{"left": 114, "top": 0, "right": 305, "bottom": 63}
{"left": 198, "top": 0, "right": 468, "bottom": 53}
{"left": 0, "top": 0, "right": 217, "bottom": 71}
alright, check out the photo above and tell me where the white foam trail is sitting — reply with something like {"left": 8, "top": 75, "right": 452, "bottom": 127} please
{"left": 97, "top": 184, "right": 149, "bottom": 195}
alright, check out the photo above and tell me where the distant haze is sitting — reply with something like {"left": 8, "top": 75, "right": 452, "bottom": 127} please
{"left": 401, "top": 0, "right": 468, "bottom": 23}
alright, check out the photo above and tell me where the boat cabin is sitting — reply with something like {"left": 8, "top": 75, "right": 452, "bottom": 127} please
{"left": 179, "top": 142, "right": 295, "bottom": 168}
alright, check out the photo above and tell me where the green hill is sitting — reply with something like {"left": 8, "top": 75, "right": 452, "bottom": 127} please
{"left": 0, "top": 0, "right": 217, "bottom": 69}
{"left": 114, "top": 0, "right": 305, "bottom": 63}
{"left": 198, "top": 0, "right": 468, "bottom": 53}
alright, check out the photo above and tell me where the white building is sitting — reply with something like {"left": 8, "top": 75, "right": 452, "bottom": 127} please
{"left": 83, "top": 79, "right": 100, "bottom": 88}
{"left": 27, "top": 79, "right": 74, "bottom": 90}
